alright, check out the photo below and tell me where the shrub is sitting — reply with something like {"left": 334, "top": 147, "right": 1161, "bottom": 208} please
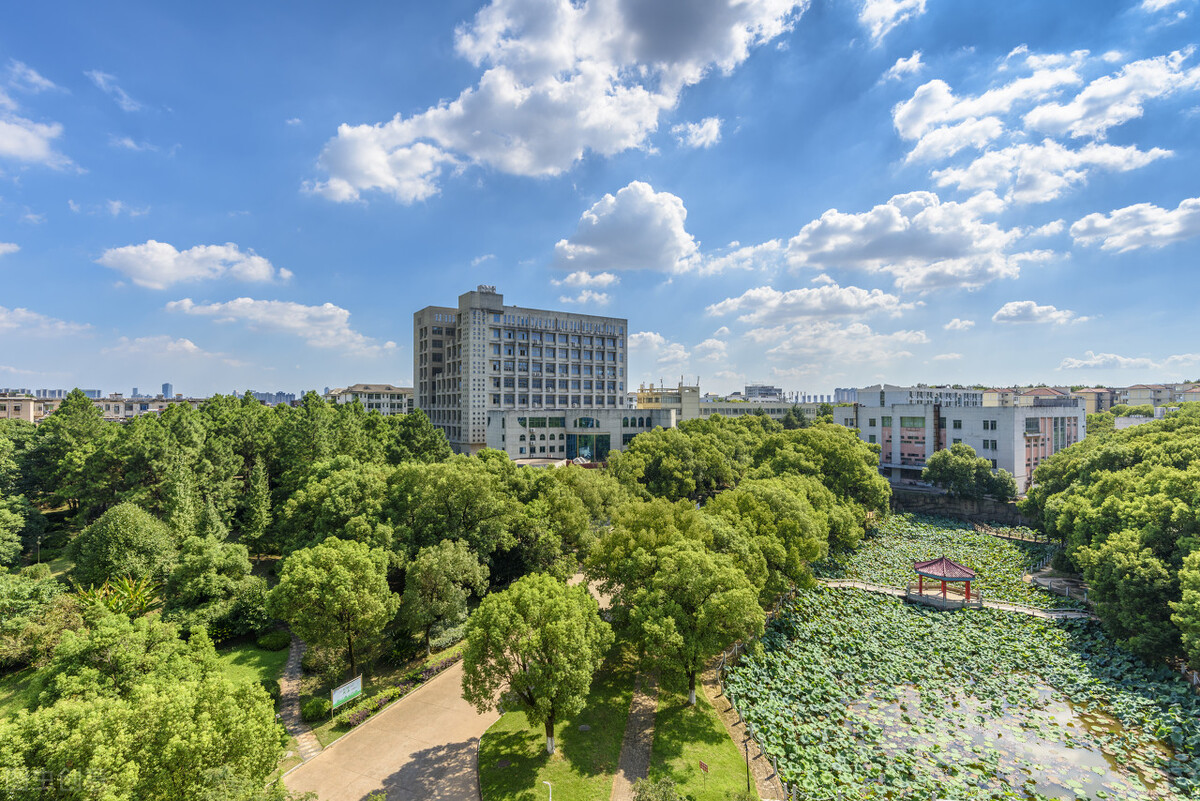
{"left": 632, "top": 778, "right": 686, "bottom": 801}
{"left": 257, "top": 630, "right": 291, "bottom": 651}
{"left": 301, "top": 697, "right": 330, "bottom": 721}
{"left": 429, "top": 622, "right": 466, "bottom": 652}
{"left": 260, "top": 679, "right": 281, "bottom": 704}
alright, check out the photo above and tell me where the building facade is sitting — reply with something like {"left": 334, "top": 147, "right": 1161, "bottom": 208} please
{"left": 414, "top": 286, "right": 629, "bottom": 454}
{"left": 854, "top": 392, "right": 1086, "bottom": 490}
{"left": 325, "top": 384, "right": 413, "bottom": 415}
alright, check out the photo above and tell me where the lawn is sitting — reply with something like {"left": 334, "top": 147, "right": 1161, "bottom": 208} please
{"left": 217, "top": 639, "right": 290, "bottom": 687}
{"left": 0, "top": 668, "right": 38, "bottom": 719}
{"left": 649, "top": 673, "right": 758, "bottom": 801}
{"left": 477, "top": 639, "right": 638, "bottom": 801}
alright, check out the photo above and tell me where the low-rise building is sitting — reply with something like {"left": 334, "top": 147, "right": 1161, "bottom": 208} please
{"left": 325, "top": 384, "right": 414, "bottom": 415}
{"left": 1070, "top": 387, "right": 1118, "bottom": 414}
{"left": 0, "top": 394, "right": 62, "bottom": 423}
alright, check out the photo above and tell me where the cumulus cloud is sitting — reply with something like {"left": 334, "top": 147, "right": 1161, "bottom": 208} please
{"left": 751, "top": 320, "right": 929, "bottom": 364}
{"left": 101, "top": 335, "right": 247, "bottom": 366}
{"left": 860, "top": 0, "right": 926, "bottom": 44}
{"left": 85, "top": 70, "right": 141, "bottom": 112}
{"left": 671, "top": 116, "right": 722, "bottom": 148}
{"left": 0, "top": 112, "right": 70, "bottom": 168}
{"left": 553, "top": 270, "right": 619, "bottom": 288}
{"left": 0, "top": 305, "right": 90, "bottom": 336}
{"left": 992, "top": 300, "right": 1083, "bottom": 325}
{"left": 1070, "top": 196, "right": 1200, "bottom": 252}
{"left": 629, "top": 331, "right": 693, "bottom": 375}
{"left": 558, "top": 289, "right": 611, "bottom": 306}
{"left": 706, "top": 282, "right": 916, "bottom": 323}
{"left": 166, "top": 297, "right": 395, "bottom": 355}
{"left": 905, "top": 116, "right": 1005, "bottom": 163}
{"left": 96, "top": 240, "right": 293, "bottom": 290}
{"left": 932, "top": 352, "right": 962, "bottom": 361}
{"left": 885, "top": 51, "right": 923, "bottom": 81}
{"left": 1059, "top": 349, "right": 1200, "bottom": 370}
{"left": 931, "top": 139, "right": 1170, "bottom": 204}
{"left": 553, "top": 181, "right": 699, "bottom": 273}
{"left": 308, "top": 0, "right": 806, "bottom": 202}
{"left": 698, "top": 240, "right": 784, "bottom": 275}
{"left": 0, "top": 243, "right": 18, "bottom": 257}
{"left": 1023, "top": 50, "right": 1200, "bottom": 139}
{"left": 943, "top": 318, "right": 974, "bottom": 331}
{"left": 785, "top": 191, "right": 1047, "bottom": 292}
{"left": 693, "top": 338, "right": 728, "bottom": 363}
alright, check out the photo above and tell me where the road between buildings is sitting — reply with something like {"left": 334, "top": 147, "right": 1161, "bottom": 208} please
{"left": 283, "top": 660, "right": 498, "bottom": 801}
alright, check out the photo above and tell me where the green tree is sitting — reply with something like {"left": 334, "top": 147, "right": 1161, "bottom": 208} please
{"left": 385, "top": 408, "right": 452, "bottom": 464}
{"left": 24, "top": 388, "right": 106, "bottom": 510}
{"left": 164, "top": 534, "right": 269, "bottom": 638}
{"left": 401, "top": 540, "right": 488, "bottom": 654}
{"left": 461, "top": 573, "right": 613, "bottom": 754}
{"left": 781, "top": 405, "right": 807, "bottom": 430}
{"left": 921, "top": 442, "right": 1016, "bottom": 500}
{"left": 241, "top": 456, "right": 272, "bottom": 559}
{"left": 1173, "top": 551, "right": 1200, "bottom": 667}
{"left": 630, "top": 541, "right": 764, "bottom": 704}
{"left": 69, "top": 502, "right": 178, "bottom": 587}
{"left": 267, "top": 537, "right": 399, "bottom": 678}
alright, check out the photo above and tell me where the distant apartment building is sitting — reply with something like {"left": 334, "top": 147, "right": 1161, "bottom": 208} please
{"left": 249, "top": 390, "right": 298, "bottom": 406}
{"left": 744, "top": 383, "right": 785, "bottom": 401}
{"left": 1069, "top": 387, "right": 1118, "bottom": 414}
{"left": 96, "top": 394, "right": 204, "bottom": 421}
{"left": 0, "top": 394, "right": 62, "bottom": 423}
{"left": 415, "top": 286, "right": 628, "bottom": 455}
{"left": 162, "top": 383, "right": 174, "bottom": 398}
{"left": 854, "top": 385, "right": 1086, "bottom": 490}
{"left": 834, "top": 387, "right": 858, "bottom": 404}
{"left": 325, "top": 384, "right": 413, "bottom": 415}
{"left": 1120, "top": 383, "right": 1200, "bottom": 407}
{"left": 859, "top": 384, "right": 984, "bottom": 408}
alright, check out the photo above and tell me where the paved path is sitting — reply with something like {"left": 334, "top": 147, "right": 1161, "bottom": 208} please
{"left": 280, "top": 637, "right": 323, "bottom": 762}
{"left": 702, "top": 660, "right": 785, "bottom": 801}
{"left": 818, "top": 579, "right": 1097, "bottom": 620}
{"left": 284, "top": 661, "right": 499, "bottom": 801}
{"left": 609, "top": 673, "right": 658, "bottom": 801}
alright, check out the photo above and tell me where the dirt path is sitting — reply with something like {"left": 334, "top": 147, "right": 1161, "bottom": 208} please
{"left": 608, "top": 673, "right": 658, "bottom": 801}
{"left": 700, "top": 660, "right": 786, "bottom": 801}
{"left": 279, "top": 636, "right": 323, "bottom": 762}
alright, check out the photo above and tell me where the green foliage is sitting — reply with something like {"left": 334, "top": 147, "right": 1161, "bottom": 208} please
{"left": 0, "top": 569, "right": 82, "bottom": 669}
{"left": 1020, "top": 404, "right": 1200, "bottom": 660}
{"left": 75, "top": 576, "right": 162, "bottom": 617}
{"left": 1112, "top": 403, "right": 1155, "bottom": 418}
{"left": 69, "top": 502, "right": 177, "bottom": 587}
{"left": 267, "top": 537, "right": 400, "bottom": 678}
{"left": 241, "top": 456, "right": 273, "bottom": 558}
{"left": 1173, "top": 551, "right": 1200, "bottom": 667}
{"left": 164, "top": 533, "right": 269, "bottom": 639}
{"left": 401, "top": 540, "right": 488, "bottom": 654}
{"left": 256, "top": 630, "right": 291, "bottom": 651}
{"left": 301, "top": 697, "right": 330, "bottom": 721}
{"left": 462, "top": 573, "right": 613, "bottom": 754}
{"left": 922, "top": 442, "right": 1016, "bottom": 500}
{"left": 632, "top": 777, "right": 686, "bottom": 801}
{"left": 630, "top": 540, "right": 764, "bottom": 704}
{"left": 21, "top": 388, "right": 105, "bottom": 511}
{"left": 725, "top": 587, "right": 1200, "bottom": 799}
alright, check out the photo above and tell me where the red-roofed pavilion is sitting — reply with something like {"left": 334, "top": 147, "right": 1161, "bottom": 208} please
{"left": 913, "top": 556, "right": 977, "bottom": 602}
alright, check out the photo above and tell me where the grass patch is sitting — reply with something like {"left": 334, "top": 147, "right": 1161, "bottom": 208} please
{"left": 43, "top": 552, "right": 74, "bottom": 582}
{"left": 217, "top": 640, "right": 290, "bottom": 687}
{"left": 649, "top": 673, "right": 758, "bottom": 801}
{"left": 478, "top": 639, "right": 637, "bottom": 801}
{"left": 305, "top": 639, "right": 468, "bottom": 748}
{"left": 0, "top": 668, "right": 38, "bottom": 719}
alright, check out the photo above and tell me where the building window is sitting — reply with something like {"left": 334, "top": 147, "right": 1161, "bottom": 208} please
{"left": 881, "top": 416, "right": 892, "bottom": 427}
{"left": 952, "top": 420, "right": 962, "bottom": 429}
{"left": 900, "top": 416, "right": 925, "bottom": 428}
{"left": 868, "top": 434, "right": 877, "bottom": 444}
{"left": 952, "top": 438, "right": 961, "bottom": 445}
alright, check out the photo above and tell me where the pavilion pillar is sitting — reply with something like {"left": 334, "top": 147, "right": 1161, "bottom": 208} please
{"left": 919, "top": 576, "right": 923, "bottom": 594}
{"left": 941, "top": 580, "right": 946, "bottom": 600}
{"left": 965, "top": 581, "right": 971, "bottom": 602}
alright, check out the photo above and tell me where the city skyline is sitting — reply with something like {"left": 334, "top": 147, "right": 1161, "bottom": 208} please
{"left": 2, "top": 1, "right": 1199, "bottom": 396}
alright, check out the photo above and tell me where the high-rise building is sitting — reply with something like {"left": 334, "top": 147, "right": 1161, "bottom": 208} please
{"left": 132, "top": 387, "right": 139, "bottom": 398}
{"left": 162, "top": 382, "right": 173, "bottom": 398}
{"left": 414, "top": 286, "right": 628, "bottom": 455}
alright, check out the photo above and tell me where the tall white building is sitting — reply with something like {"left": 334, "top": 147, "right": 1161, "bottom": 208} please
{"left": 414, "top": 286, "right": 628, "bottom": 454}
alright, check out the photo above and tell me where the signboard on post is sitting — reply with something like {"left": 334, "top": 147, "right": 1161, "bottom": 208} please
{"left": 699, "top": 760, "right": 709, "bottom": 774}
{"left": 331, "top": 675, "right": 363, "bottom": 709}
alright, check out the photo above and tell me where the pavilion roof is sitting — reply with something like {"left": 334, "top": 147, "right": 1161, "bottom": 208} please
{"left": 913, "top": 556, "right": 976, "bottom": 580}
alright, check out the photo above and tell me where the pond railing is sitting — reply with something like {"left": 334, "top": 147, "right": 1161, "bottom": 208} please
{"left": 903, "top": 582, "right": 984, "bottom": 610}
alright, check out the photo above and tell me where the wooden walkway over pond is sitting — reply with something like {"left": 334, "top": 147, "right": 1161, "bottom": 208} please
{"left": 818, "top": 579, "right": 1097, "bottom": 620}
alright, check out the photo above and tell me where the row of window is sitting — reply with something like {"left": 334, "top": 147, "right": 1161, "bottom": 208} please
{"left": 490, "top": 361, "right": 624, "bottom": 377}
{"left": 492, "top": 329, "right": 622, "bottom": 347}
{"left": 492, "top": 395, "right": 621, "bottom": 407}
{"left": 496, "top": 378, "right": 620, "bottom": 392}
{"left": 491, "top": 345, "right": 621, "bottom": 361}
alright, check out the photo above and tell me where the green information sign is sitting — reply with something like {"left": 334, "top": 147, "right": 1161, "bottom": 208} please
{"left": 331, "top": 675, "right": 362, "bottom": 709}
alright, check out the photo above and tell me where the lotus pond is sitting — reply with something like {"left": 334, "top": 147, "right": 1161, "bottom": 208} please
{"left": 724, "top": 588, "right": 1200, "bottom": 800}
{"left": 814, "top": 514, "right": 1079, "bottom": 609}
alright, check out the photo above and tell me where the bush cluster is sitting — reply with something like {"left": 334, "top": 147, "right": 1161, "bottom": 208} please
{"left": 256, "top": 630, "right": 291, "bottom": 651}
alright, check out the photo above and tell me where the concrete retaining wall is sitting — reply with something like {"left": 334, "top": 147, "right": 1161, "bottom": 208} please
{"left": 889, "top": 487, "right": 1032, "bottom": 527}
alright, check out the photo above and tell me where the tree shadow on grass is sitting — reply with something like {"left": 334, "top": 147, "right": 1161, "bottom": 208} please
{"left": 648, "top": 674, "right": 731, "bottom": 786}
{"left": 478, "top": 729, "right": 547, "bottom": 801}
{"left": 365, "top": 738, "right": 485, "bottom": 801}
{"left": 558, "top": 643, "right": 638, "bottom": 777}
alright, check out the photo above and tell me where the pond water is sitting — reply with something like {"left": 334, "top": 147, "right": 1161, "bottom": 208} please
{"left": 846, "top": 684, "right": 1177, "bottom": 800}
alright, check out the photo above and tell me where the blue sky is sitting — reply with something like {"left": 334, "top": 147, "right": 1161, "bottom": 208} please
{"left": 1, "top": 0, "right": 1198, "bottom": 398}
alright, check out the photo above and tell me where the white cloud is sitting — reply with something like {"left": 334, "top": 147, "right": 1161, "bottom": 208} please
{"left": 932, "top": 352, "right": 962, "bottom": 361}
{"left": 105, "top": 199, "right": 149, "bottom": 217}
{"left": 558, "top": 289, "right": 611, "bottom": 306}
{"left": 693, "top": 338, "right": 728, "bottom": 363}
{"left": 713, "top": 326, "right": 730, "bottom": 336}
{"left": 706, "top": 282, "right": 916, "bottom": 323}
{"left": 992, "top": 300, "right": 1083, "bottom": 325}
{"left": 286, "top": 118, "right": 303, "bottom": 126}
{"left": 7, "top": 61, "right": 57, "bottom": 93}
{"left": 109, "top": 135, "right": 156, "bottom": 152}
{"left": 553, "top": 270, "right": 619, "bottom": 288}
{"left": 1142, "top": 0, "right": 1186, "bottom": 13}
{"left": 96, "top": 240, "right": 293, "bottom": 290}
{"left": 471, "top": 253, "right": 496, "bottom": 267}
{"left": 785, "top": 191, "right": 1045, "bottom": 291}
{"left": 629, "top": 330, "right": 692, "bottom": 371}
{"left": 860, "top": 0, "right": 926, "bottom": 44}
{"left": 20, "top": 211, "right": 43, "bottom": 225}
{"left": 85, "top": 70, "right": 141, "bottom": 112}
{"left": 553, "top": 181, "right": 699, "bottom": 273}
{"left": 905, "top": 116, "right": 1005, "bottom": 163}
{"left": 931, "top": 139, "right": 1170, "bottom": 204}
{"left": 885, "top": 51, "right": 923, "bottom": 81}
{"left": 308, "top": 0, "right": 806, "bottom": 202}
{"left": 1070, "top": 196, "right": 1200, "bottom": 252}
{"left": 699, "top": 240, "right": 784, "bottom": 275}
{"left": 0, "top": 306, "right": 90, "bottom": 336}
{"left": 1023, "top": 50, "right": 1200, "bottom": 139}
{"left": 101, "top": 335, "right": 247, "bottom": 367}
{"left": 944, "top": 318, "right": 974, "bottom": 330}
{"left": 166, "top": 297, "right": 395, "bottom": 355}
{"left": 751, "top": 320, "right": 929, "bottom": 364}
{"left": 671, "top": 116, "right": 722, "bottom": 148}
{"left": 1059, "top": 349, "right": 1200, "bottom": 370}
{"left": 0, "top": 113, "right": 70, "bottom": 167}
{"left": 0, "top": 243, "right": 17, "bottom": 257}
